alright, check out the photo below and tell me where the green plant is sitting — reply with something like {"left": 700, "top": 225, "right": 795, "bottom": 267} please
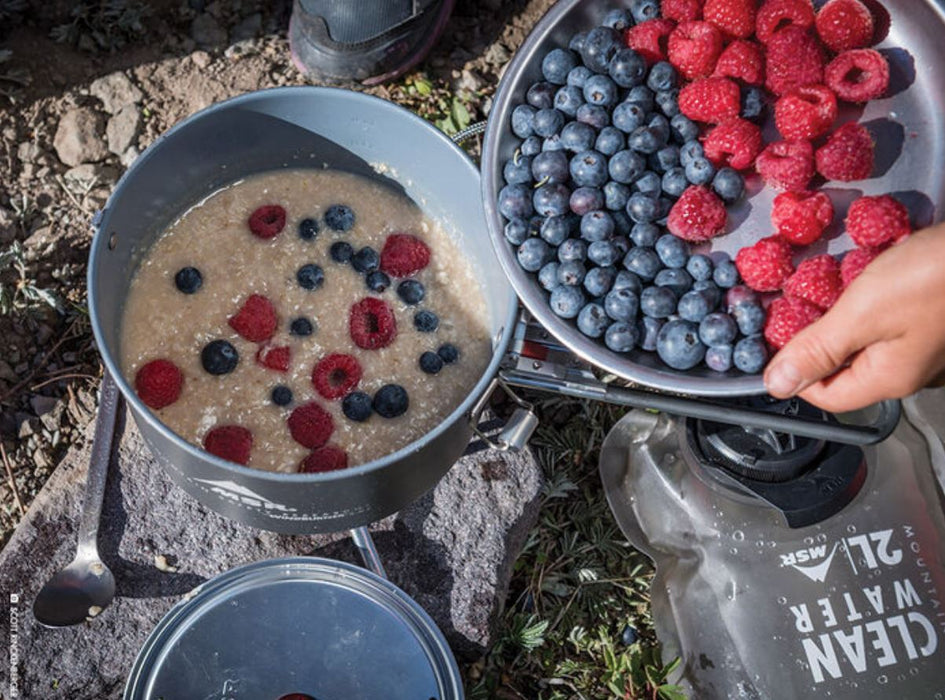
{"left": 49, "top": 0, "right": 150, "bottom": 51}
{"left": 0, "top": 242, "right": 62, "bottom": 315}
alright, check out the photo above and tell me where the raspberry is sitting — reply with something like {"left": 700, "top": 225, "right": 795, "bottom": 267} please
{"left": 774, "top": 85, "right": 838, "bottom": 141}
{"left": 379, "top": 233, "right": 431, "bottom": 278}
{"left": 764, "top": 295, "right": 823, "bottom": 349}
{"left": 247, "top": 205, "right": 286, "bottom": 239}
{"left": 703, "top": 0, "right": 757, "bottom": 39}
{"left": 755, "top": 139, "right": 815, "bottom": 192}
{"left": 840, "top": 246, "right": 882, "bottom": 287}
{"left": 712, "top": 39, "right": 765, "bottom": 86}
{"left": 287, "top": 401, "right": 334, "bottom": 449}
{"left": 824, "top": 49, "right": 889, "bottom": 103}
{"left": 844, "top": 195, "right": 912, "bottom": 248}
{"left": 349, "top": 297, "right": 397, "bottom": 350}
{"left": 662, "top": 0, "right": 704, "bottom": 22}
{"left": 623, "top": 19, "right": 677, "bottom": 64}
{"left": 771, "top": 190, "right": 834, "bottom": 245}
{"left": 228, "top": 294, "right": 277, "bottom": 343}
{"left": 203, "top": 425, "right": 253, "bottom": 465}
{"left": 755, "top": 0, "right": 815, "bottom": 44}
{"left": 735, "top": 235, "right": 795, "bottom": 291}
{"left": 668, "top": 21, "right": 724, "bottom": 80}
{"left": 134, "top": 359, "right": 183, "bottom": 409}
{"left": 815, "top": 0, "right": 874, "bottom": 52}
{"left": 312, "top": 353, "right": 362, "bottom": 400}
{"left": 678, "top": 77, "right": 741, "bottom": 123}
{"left": 783, "top": 254, "right": 843, "bottom": 310}
{"left": 667, "top": 185, "right": 728, "bottom": 242}
{"left": 702, "top": 118, "right": 763, "bottom": 170}
{"left": 815, "top": 122, "right": 874, "bottom": 181}
{"left": 765, "top": 26, "right": 825, "bottom": 96}
{"left": 299, "top": 445, "right": 348, "bottom": 473}
{"left": 255, "top": 345, "right": 290, "bottom": 373}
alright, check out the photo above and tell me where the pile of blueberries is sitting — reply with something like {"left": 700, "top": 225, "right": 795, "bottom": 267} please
{"left": 497, "top": 8, "right": 768, "bottom": 374}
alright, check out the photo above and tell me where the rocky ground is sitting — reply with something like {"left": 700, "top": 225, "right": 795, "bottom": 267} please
{"left": 0, "top": 0, "right": 556, "bottom": 546}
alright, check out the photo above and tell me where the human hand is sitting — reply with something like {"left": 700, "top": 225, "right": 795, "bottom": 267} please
{"left": 763, "top": 224, "right": 945, "bottom": 413}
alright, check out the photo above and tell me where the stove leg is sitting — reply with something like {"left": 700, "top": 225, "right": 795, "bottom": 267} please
{"left": 351, "top": 526, "right": 387, "bottom": 579}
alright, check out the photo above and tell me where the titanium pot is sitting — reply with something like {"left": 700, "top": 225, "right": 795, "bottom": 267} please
{"left": 481, "top": 0, "right": 945, "bottom": 397}
{"left": 88, "top": 87, "right": 518, "bottom": 534}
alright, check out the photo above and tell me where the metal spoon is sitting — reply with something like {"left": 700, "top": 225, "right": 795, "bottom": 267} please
{"left": 33, "top": 371, "right": 120, "bottom": 627}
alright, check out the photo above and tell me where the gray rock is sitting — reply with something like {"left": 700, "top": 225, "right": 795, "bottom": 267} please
{"left": 191, "top": 13, "right": 227, "bottom": 47}
{"left": 89, "top": 72, "right": 143, "bottom": 115}
{"left": 0, "top": 409, "right": 542, "bottom": 698}
{"left": 29, "top": 394, "right": 59, "bottom": 417}
{"left": 106, "top": 105, "right": 141, "bottom": 156}
{"left": 190, "top": 50, "right": 212, "bottom": 69}
{"left": 119, "top": 146, "right": 140, "bottom": 169}
{"left": 230, "top": 12, "right": 262, "bottom": 42}
{"left": 16, "top": 141, "right": 41, "bottom": 163}
{"left": 62, "top": 163, "right": 103, "bottom": 193}
{"left": 53, "top": 108, "right": 108, "bottom": 167}
{"left": 224, "top": 39, "right": 256, "bottom": 61}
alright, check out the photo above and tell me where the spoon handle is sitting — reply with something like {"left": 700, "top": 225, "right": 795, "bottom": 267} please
{"left": 77, "top": 370, "right": 121, "bottom": 556}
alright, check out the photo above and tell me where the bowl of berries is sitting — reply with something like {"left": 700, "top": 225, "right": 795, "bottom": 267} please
{"left": 482, "top": 0, "right": 945, "bottom": 396}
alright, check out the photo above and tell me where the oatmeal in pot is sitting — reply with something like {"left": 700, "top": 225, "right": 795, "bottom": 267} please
{"left": 120, "top": 169, "right": 491, "bottom": 473}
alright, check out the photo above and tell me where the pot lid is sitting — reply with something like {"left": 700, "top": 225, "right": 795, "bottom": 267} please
{"left": 124, "top": 557, "right": 463, "bottom": 700}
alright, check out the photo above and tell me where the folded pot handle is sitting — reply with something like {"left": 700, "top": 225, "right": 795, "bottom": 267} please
{"left": 468, "top": 377, "right": 539, "bottom": 452}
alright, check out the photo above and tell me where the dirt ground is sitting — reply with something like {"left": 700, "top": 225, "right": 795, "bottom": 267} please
{"left": 0, "top": 0, "right": 557, "bottom": 545}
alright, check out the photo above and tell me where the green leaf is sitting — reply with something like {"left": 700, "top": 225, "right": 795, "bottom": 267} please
{"left": 414, "top": 78, "right": 433, "bottom": 96}
{"left": 451, "top": 97, "right": 471, "bottom": 131}
{"left": 657, "top": 683, "right": 689, "bottom": 700}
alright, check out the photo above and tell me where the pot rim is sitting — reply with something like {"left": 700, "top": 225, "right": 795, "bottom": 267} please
{"left": 88, "top": 85, "right": 519, "bottom": 482}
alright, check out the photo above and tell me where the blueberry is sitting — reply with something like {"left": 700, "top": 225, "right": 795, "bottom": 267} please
{"left": 527, "top": 81, "right": 557, "bottom": 109}
{"left": 351, "top": 247, "right": 379, "bottom": 273}
{"left": 570, "top": 150, "right": 608, "bottom": 187}
{"left": 655, "top": 268, "right": 693, "bottom": 298}
{"left": 627, "top": 192, "right": 660, "bottom": 223}
{"left": 498, "top": 184, "right": 534, "bottom": 219}
{"left": 438, "top": 343, "right": 460, "bottom": 364}
{"left": 630, "top": 222, "right": 660, "bottom": 247}
{"left": 621, "top": 625, "right": 640, "bottom": 646}
{"left": 608, "top": 149, "right": 646, "bottom": 184}
{"left": 558, "top": 238, "right": 587, "bottom": 263}
{"left": 374, "top": 384, "right": 409, "bottom": 418}
{"left": 517, "top": 237, "right": 552, "bottom": 272}
{"left": 298, "top": 217, "right": 319, "bottom": 241}
{"left": 271, "top": 385, "right": 293, "bottom": 406}
{"left": 504, "top": 218, "right": 531, "bottom": 245}
{"left": 612, "top": 235, "right": 631, "bottom": 257}
{"left": 595, "top": 126, "right": 625, "bottom": 156}
{"left": 656, "top": 234, "right": 690, "bottom": 268}
{"left": 583, "top": 266, "right": 617, "bottom": 297}
{"left": 553, "top": 85, "right": 585, "bottom": 117}
{"left": 324, "top": 204, "right": 355, "bottom": 231}
{"left": 706, "top": 345, "right": 734, "bottom": 373}
{"left": 511, "top": 104, "right": 537, "bottom": 138}
{"left": 693, "top": 279, "right": 722, "bottom": 310}
{"left": 602, "top": 8, "right": 634, "bottom": 30}
{"left": 580, "top": 26, "right": 621, "bottom": 73}
{"left": 550, "top": 285, "right": 586, "bottom": 318}
{"left": 625, "top": 85, "right": 655, "bottom": 112}
{"left": 533, "top": 183, "right": 572, "bottom": 217}
{"left": 297, "top": 263, "right": 325, "bottom": 290}
{"left": 584, "top": 74, "right": 619, "bottom": 107}
{"left": 656, "top": 319, "right": 706, "bottom": 370}
{"left": 603, "top": 181, "right": 631, "bottom": 211}
{"left": 567, "top": 65, "right": 593, "bottom": 88}
{"left": 396, "top": 279, "right": 425, "bottom": 305}
{"left": 588, "top": 240, "right": 620, "bottom": 267}
{"left": 725, "top": 285, "right": 758, "bottom": 311}
{"left": 174, "top": 266, "right": 202, "bottom": 294}
{"left": 629, "top": 0, "right": 660, "bottom": 23}
{"left": 670, "top": 114, "right": 699, "bottom": 143}
{"left": 713, "top": 259, "right": 739, "bottom": 288}
{"left": 647, "top": 61, "right": 677, "bottom": 92}
{"left": 614, "top": 269, "right": 643, "bottom": 294}
{"left": 612, "top": 102, "right": 647, "bottom": 134}
{"left": 561, "top": 121, "right": 597, "bottom": 152}
{"left": 290, "top": 316, "right": 314, "bottom": 336}
{"left": 679, "top": 140, "right": 705, "bottom": 167}
{"left": 540, "top": 215, "right": 573, "bottom": 245}
{"left": 543, "top": 134, "right": 566, "bottom": 152}
{"left": 638, "top": 316, "right": 664, "bottom": 351}
{"left": 521, "top": 135, "right": 542, "bottom": 157}
{"left": 623, "top": 246, "right": 661, "bottom": 280}
{"left": 605, "top": 322, "right": 639, "bottom": 352}
{"left": 569, "top": 31, "right": 587, "bottom": 53}
{"left": 677, "top": 290, "right": 712, "bottom": 322}
{"left": 655, "top": 88, "right": 681, "bottom": 118}
{"left": 732, "top": 301, "right": 766, "bottom": 336}
{"left": 557, "top": 261, "right": 587, "bottom": 287}
{"left": 657, "top": 196, "right": 674, "bottom": 222}
{"left": 576, "top": 302, "right": 610, "bottom": 338}
{"left": 685, "top": 156, "right": 716, "bottom": 186}
{"left": 570, "top": 187, "right": 605, "bottom": 216}
{"left": 538, "top": 261, "right": 560, "bottom": 291}
{"left": 534, "top": 108, "right": 566, "bottom": 138}
{"left": 651, "top": 145, "right": 680, "bottom": 173}
{"left": 661, "top": 167, "right": 688, "bottom": 197}
{"left": 580, "top": 210, "right": 615, "bottom": 241}
{"left": 741, "top": 85, "right": 766, "bottom": 122}
{"left": 414, "top": 309, "right": 439, "bottom": 332}
{"left": 542, "top": 48, "right": 579, "bottom": 84}
{"left": 633, "top": 171, "right": 662, "bottom": 197}
{"left": 201, "top": 339, "right": 239, "bottom": 375}
{"left": 342, "top": 391, "right": 373, "bottom": 421}
{"left": 699, "top": 313, "right": 738, "bottom": 347}
{"left": 712, "top": 167, "right": 745, "bottom": 203}
{"left": 531, "top": 150, "right": 570, "bottom": 185}
{"left": 686, "top": 254, "right": 714, "bottom": 282}
{"left": 612, "top": 210, "right": 634, "bottom": 236}
{"left": 604, "top": 287, "right": 639, "bottom": 322}
{"left": 419, "top": 351, "right": 444, "bottom": 375}
{"left": 504, "top": 155, "right": 533, "bottom": 185}
{"left": 640, "top": 285, "right": 677, "bottom": 318}
{"left": 366, "top": 270, "right": 391, "bottom": 292}
{"left": 628, "top": 127, "right": 662, "bottom": 155}
{"left": 609, "top": 49, "right": 647, "bottom": 88}
{"left": 576, "top": 103, "right": 609, "bottom": 131}
{"left": 733, "top": 336, "right": 768, "bottom": 374}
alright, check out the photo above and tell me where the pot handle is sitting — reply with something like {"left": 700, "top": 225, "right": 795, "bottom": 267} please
{"left": 468, "top": 377, "right": 539, "bottom": 452}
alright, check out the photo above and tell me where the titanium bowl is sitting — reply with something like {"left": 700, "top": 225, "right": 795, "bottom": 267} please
{"left": 482, "top": 0, "right": 945, "bottom": 397}
{"left": 88, "top": 87, "right": 518, "bottom": 534}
